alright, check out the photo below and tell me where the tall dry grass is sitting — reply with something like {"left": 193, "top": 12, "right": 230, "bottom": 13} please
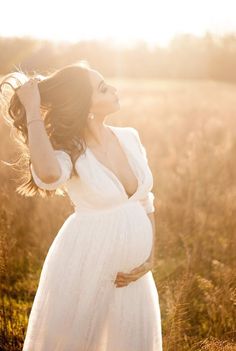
{"left": 0, "top": 78, "right": 235, "bottom": 350}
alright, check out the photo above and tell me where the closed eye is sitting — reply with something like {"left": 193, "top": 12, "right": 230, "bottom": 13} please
{"left": 101, "top": 85, "right": 108, "bottom": 93}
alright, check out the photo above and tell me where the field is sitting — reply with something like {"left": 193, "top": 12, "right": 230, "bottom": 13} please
{"left": 0, "top": 78, "right": 235, "bottom": 350}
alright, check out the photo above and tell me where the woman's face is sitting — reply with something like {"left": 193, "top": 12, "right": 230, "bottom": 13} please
{"left": 88, "top": 69, "right": 120, "bottom": 117}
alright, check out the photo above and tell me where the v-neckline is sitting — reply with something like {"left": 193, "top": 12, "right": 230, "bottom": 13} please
{"left": 86, "top": 125, "right": 140, "bottom": 199}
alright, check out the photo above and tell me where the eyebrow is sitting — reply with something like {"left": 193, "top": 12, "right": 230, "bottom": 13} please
{"left": 97, "top": 80, "right": 104, "bottom": 90}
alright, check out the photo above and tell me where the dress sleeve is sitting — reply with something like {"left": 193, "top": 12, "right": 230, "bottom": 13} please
{"left": 130, "top": 127, "right": 156, "bottom": 214}
{"left": 30, "top": 150, "right": 73, "bottom": 191}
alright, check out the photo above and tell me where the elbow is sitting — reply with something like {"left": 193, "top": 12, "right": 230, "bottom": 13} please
{"left": 31, "top": 167, "right": 62, "bottom": 184}
{"left": 39, "top": 172, "right": 62, "bottom": 184}
{"left": 30, "top": 161, "right": 62, "bottom": 184}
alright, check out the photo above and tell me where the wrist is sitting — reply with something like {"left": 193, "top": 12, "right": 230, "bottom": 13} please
{"left": 27, "top": 119, "right": 44, "bottom": 128}
{"left": 26, "top": 107, "right": 42, "bottom": 121}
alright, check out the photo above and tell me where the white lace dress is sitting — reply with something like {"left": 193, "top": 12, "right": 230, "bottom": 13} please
{"left": 22, "top": 125, "right": 163, "bottom": 351}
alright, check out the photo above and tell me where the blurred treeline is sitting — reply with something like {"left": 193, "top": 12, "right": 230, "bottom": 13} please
{"left": 1, "top": 32, "right": 236, "bottom": 81}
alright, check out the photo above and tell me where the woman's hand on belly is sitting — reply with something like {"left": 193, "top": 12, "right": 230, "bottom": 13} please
{"left": 114, "top": 257, "right": 154, "bottom": 288}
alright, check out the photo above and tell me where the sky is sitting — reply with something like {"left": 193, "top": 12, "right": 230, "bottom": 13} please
{"left": 0, "top": 0, "right": 236, "bottom": 48}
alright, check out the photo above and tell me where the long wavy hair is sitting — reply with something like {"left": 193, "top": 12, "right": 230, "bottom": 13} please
{"left": 0, "top": 61, "right": 93, "bottom": 198}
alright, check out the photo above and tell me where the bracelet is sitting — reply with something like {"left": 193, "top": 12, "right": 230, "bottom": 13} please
{"left": 27, "top": 119, "right": 44, "bottom": 127}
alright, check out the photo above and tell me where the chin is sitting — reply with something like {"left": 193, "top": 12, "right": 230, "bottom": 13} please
{"left": 106, "top": 106, "right": 120, "bottom": 116}
{"left": 109, "top": 102, "right": 120, "bottom": 113}
{"left": 114, "top": 104, "right": 121, "bottom": 112}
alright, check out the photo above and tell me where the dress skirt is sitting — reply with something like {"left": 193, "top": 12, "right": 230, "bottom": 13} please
{"left": 22, "top": 200, "right": 163, "bottom": 351}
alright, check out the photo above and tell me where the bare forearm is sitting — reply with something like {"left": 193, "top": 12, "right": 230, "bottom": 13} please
{"left": 26, "top": 108, "right": 61, "bottom": 181}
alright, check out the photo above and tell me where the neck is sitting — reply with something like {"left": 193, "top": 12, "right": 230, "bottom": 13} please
{"left": 84, "top": 118, "right": 111, "bottom": 147}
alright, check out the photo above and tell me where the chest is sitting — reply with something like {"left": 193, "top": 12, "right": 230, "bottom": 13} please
{"left": 87, "top": 141, "right": 139, "bottom": 198}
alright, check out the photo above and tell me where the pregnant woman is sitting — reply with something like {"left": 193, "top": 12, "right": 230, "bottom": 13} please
{"left": 1, "top": 62, "right": 163, "bottom": 350}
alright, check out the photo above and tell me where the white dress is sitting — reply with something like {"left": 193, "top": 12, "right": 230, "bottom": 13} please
{"left": 22, "top": 125, "right": 163, "bottom": 351}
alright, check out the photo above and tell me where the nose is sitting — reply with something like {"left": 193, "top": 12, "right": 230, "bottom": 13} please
{"left": 110, "top": 85, "right": 117, "bottom": 94}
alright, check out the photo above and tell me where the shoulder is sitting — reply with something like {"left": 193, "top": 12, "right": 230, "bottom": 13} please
{"left": 111, "top": 125, "right": 150, "bottom": 161}
{"left": 109, "top": 125, "right": 145, "bottom": 156}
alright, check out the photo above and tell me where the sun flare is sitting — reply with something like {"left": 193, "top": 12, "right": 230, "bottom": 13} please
{"left": 0, "top": 0, "right": 235, "bottom": 47}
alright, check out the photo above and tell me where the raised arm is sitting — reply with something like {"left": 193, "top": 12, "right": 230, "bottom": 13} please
{"left": 17, "top": 79, "right": 73, "bottom": 190}
{"left": 27, "top": 108, "right": 62, "bottom": 183}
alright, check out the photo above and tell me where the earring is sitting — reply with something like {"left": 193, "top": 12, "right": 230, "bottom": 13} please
{"left": 88, "top": 113, "right": 95, "bottom": 120}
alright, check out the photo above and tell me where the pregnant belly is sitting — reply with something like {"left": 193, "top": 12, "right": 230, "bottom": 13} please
{"left": 66, "top": 201, "right": 153, "bottom": 281}
{"left": 114, "top": 201, "right": 153, "bottom": 273}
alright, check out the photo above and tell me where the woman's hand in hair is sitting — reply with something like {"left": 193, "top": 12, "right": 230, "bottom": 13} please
{"left": 16, "top": 78, "right": 41, "bottom": 114}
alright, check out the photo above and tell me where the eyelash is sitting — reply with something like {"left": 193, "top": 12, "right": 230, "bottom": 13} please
{"left": 101, "top": 86, "right": 108, "bottom": 93}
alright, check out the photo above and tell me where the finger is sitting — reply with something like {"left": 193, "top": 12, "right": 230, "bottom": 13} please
{"left": 115, "top": 275, "right": 132, "bottom": 283}
{"left": 115, "top": 274, "right": 135, "bottom": 281}
{"left": 115, "top": 279, "right": 130, "bottom": 284}
{"left": 117, "top": 271, "right": 138, "bottom": 277}
{"left": 117, "top": 269, "right": 148, "bottom": 282}
{"left": 116, "top": 268, "right": 146, "bottom": 280}
{"left": 115, "top": 280, "right": 132, "bottom": 286}
{"left": 115, "top": 276, "right": 137, "bottom": 285}
{"left": 116, "top": 284, "right": 128, "bottom": 288}
{"left": 117, "top": 271, "right": 141, "bottom": 278}
{"left": 116, "top": 278, "right": 135, "bottom": 287}
{"left": 116, "top": 273, "right": 128, "bottom": 280}
{"left": 115, "top": 278, "right": 127, "bottom": 283}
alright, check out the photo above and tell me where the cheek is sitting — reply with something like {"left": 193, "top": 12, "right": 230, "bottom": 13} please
{"left": 92, "top": 95, "right": 113, "bottom": 111}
